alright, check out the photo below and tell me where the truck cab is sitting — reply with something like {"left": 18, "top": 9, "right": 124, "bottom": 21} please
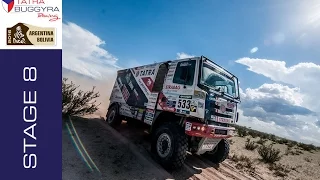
{"left": 106, "top": 55, "right": 241, "bottom": 169}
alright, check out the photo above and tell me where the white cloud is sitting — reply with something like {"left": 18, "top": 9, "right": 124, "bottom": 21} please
{"left": 250, "top": 47, "right": 258, "bottom": 54}
{"left": 236, "top": 57, "right": 320, "bottom": 145}
{"left": 176, "top": 52, "right": 195, "bottom": 59}
{"left": 62, "top": 22, "right": 120, "bottom": 80}
{"left": 236, "top": 57, "right": 320, "bottom": 111}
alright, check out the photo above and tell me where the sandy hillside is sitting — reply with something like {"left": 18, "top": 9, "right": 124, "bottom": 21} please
{"left": 226, "top": 128, "right": 320, "bottom": 180}
{"left": 62, "top": 72, "right": 320, "bottom": 180}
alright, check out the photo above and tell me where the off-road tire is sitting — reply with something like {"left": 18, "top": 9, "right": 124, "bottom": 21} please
{"left": 106, "top": 105, "right": 122, "bottom": 127}
{"left": 203, "top": 139, "right": 229, "bottom": 164}
{"left": 151, "top": 122, "right": 188, "bottom": 170}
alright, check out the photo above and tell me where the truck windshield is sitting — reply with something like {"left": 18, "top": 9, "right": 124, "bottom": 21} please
{"left": 201, "top": 62, "right": 239, "bottom": 98}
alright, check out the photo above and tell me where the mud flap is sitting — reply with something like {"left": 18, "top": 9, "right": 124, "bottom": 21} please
{"left": 196, "top": 138, "right": 221, "bottom": 155}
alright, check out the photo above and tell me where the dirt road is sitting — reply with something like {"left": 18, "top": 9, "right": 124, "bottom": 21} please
{"left": 62, "top": 117, "right": 262, "bottom": 180}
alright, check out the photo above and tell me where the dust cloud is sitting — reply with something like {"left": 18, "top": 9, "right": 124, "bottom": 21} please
{"left": 62, "top": 70, "right": 117, "bottom": 119}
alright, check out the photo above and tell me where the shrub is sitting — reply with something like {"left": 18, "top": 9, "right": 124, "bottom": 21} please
{"left": 304, "top": 157, "right": 312, "bottom": 162}
{"left": 248, "top": 130, "right": 258, "bottom": 138}
{"left": 268, "top": 163, "right": 290, "bottom": 177}
{"left": 62, "top": 78, "right": 101, "bottom": 116}
{"left": 237, "top": 127, "right": 248, "bottom": 137}
{"left": 277, "top": 138, "right": 289, "bottom": 144}
{"left": 297, "top": 143, "right": 317, "bottom": 152}
{"left": 245, "top": 138, "right": 258, "bottom": 151}
{"left": 269, "top": 134, "right": 276, "bottom": 142}
{"left": 229, "top": 154, "right": 255, "bottom": 171}
{"left": 228, "top": 139, "right": 234, "bottom": 145}
{"left": 258, "top": 144, "right": 282, "bottom": 163}
{"left": 256, "top": 138, "right": 267, "bottom": 145}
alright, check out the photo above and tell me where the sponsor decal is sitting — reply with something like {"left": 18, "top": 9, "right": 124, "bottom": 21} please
{"left": 165, "top": 85, "right": 180, "bottom": 90}
{"left": 121, "top": 85, "right": 130, "bottom": 101}
{"left": 144, "top": 109, "right": 154, "bottom": 125}
{"left": 166, "top": 100, "right": 176, "bottom": 108}
{"left": 220, "top": 105, "right": 226, "bottom": 113}
{"left": 141, "top": 77, "right": 154, "bottom": 91}
{"left": 137, "top": 79, "right": 150, "bottom": 96}
{"left": 185, "top": 122, "right": 192, "bottom": 131}
{"left": 176, "top": 109, "right": 190, "bottom": 114}
{"left": 168, "top": 69, "right": 175, "bottom": 74}
{"left": 194, "top": 90, "right": 205, "bottom": 99}
{"left": 3, "top": 0, "right": 61, "bottom": 21}
{"left": 158, "top": 92, "right": 176, "bottom": 112}
{"left": 136, "top": 109, "right": 144, "bottom": 120}
{"left": 111, "top": 95, "right": 123, "bottom": 100}
{"left": 227, "top": 102, "right": 235, "bottom": 109}
{"left": 6, "top": 23, "right": 56, "bottom": 46}
{"left": 179, "top": 62, "right": 193, "bottom": 67}
{"left": 215, "top": 116, "right": 230, "bottom": 123}
{"left": 138, "top": 69, "right": 155, "bottom": 76}
{"left": 179, "top": 95, "right": 192, "bottom": 99}
{"left": 198, "top": 102, "right": 204, "bottom": 109}
{"left": 117, "top": 77, "right": 123, "bottom": 86}
{"left": 190, "top": 105, "right": 197, "bottom": 112}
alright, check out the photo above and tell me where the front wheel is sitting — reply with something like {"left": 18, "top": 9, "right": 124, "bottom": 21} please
{"left": 151, "top": 123, "right": 188, "bottom": 170}
{"left": 106, "top": 105, "right": 122, "bottom": 127}
{"left": 203, "top": 139, "right": 229, "bottom": 164}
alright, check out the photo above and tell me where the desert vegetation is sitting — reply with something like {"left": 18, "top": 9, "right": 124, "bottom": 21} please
{"left": 257, "top": 144, "right": 281, "bottom": 163}
{"left": 62, "top": 77, "right": 101, "bottom": 116}
{"left": 245, "top": 138, "right": 258, "bottom": 151}
{"left": 228, "top": 124, "right": 320, "bottom": 179}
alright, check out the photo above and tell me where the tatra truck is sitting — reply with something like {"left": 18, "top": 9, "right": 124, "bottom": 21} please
{"left": 106, "top": 56, "right": 240, "bottom": 169}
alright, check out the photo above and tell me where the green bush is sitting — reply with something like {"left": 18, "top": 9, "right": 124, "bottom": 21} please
{"left": 258, "top": 144, "right": 282, "bottom": 163}
{"left": 62, "top": 78, "right": 100, "bottom": 116}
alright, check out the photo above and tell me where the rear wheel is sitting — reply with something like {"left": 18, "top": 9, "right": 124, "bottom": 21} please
{"left": 151, "top": 122, "right": 188, "bottom": 170}
{"left": 106, "top": 105, "right": 122, "bottom": 127}
{"left": 203, "top": 139, "right": 229, "bottom": 164}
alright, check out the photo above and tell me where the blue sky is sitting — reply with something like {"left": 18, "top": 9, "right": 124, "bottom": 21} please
{"left": 62, "top": 0, "right": 320, "bottom": 145}
{"left": 63, "top": 0, "right": 319, "bottom": 89}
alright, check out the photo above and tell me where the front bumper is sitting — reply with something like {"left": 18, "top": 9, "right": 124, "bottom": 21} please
{"left": 184, "top": 121, "right": 235, "bottom": 138}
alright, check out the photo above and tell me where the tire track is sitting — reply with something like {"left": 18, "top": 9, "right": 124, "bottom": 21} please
{"left": 185, "top": 155, "right": 241, "bottom": 180}
{"left": 197, "top": 156, "right": 252, "bottom": 180}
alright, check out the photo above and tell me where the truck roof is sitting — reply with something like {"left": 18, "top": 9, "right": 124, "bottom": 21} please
{"left": 117, "top": 56, "right": 237, "bottom": 78}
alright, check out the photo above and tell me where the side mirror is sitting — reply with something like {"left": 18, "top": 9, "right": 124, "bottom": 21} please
{"left": 236, "top": 112, "right": 239, "bottom": 122}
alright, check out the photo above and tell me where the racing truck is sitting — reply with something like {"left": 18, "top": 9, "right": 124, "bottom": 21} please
{"left": 106, "top": 56, "right": 240, "bottom": 169}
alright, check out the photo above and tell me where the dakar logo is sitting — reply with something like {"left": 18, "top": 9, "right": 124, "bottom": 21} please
{"left": 7, "top": 22, "right": 56, "bottom": 46}
{"left": 2, "top": 0, "right": 14, "bottom": 12}
{"left": 13, "top": 25, "right": 26, "bottom": 44}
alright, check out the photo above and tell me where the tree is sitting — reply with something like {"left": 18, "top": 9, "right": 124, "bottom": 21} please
{"left": 62, "top": 78, "right": 100, "bottom": 116}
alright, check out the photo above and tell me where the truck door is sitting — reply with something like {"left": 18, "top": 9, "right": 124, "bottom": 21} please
{"left": 157, "top": 59, "right": 198, "bottom": 114}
